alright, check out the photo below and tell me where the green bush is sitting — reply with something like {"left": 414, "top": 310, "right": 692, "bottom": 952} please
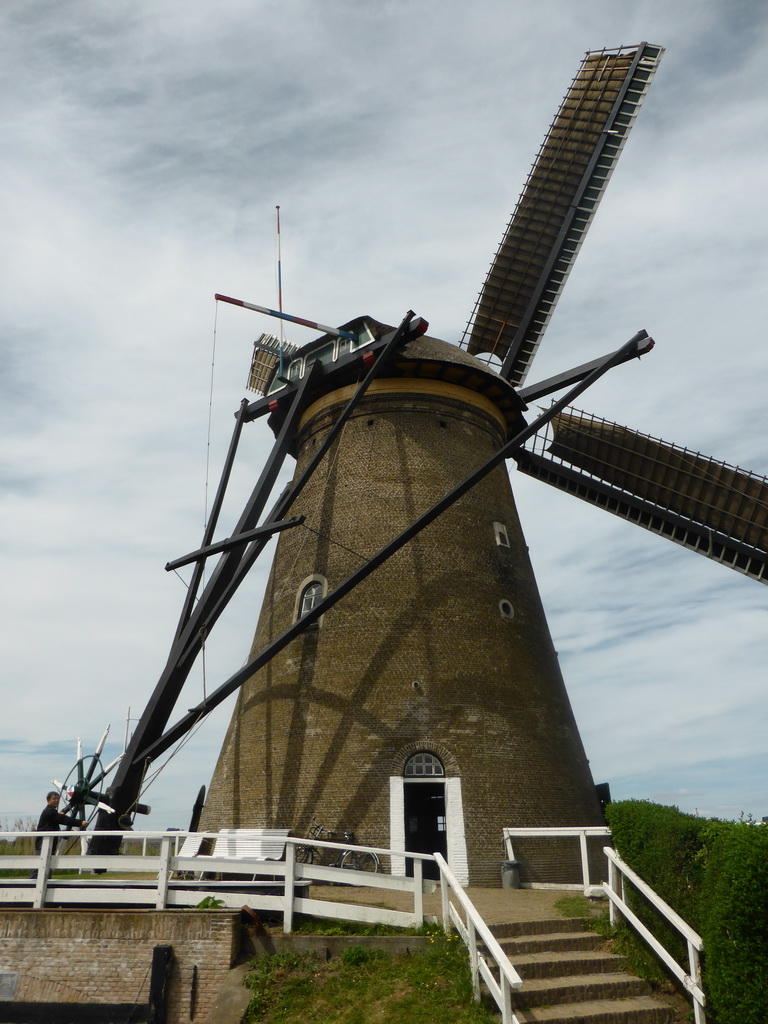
{"left": 605, "top": 801, "right": 768, "bottom": 1024}
{"left": 700, "top": 822, "right": 768, "bottom": 1024}
{"left": 605, "top": 800, "right": 707, "bottom": 930}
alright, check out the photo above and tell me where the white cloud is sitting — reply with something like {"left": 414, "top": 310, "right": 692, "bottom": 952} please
{"left": 1, "top": 1, "right": 766, "bottom": 831}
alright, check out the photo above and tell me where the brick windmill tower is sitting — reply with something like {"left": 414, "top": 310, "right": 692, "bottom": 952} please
{"left": 199, "top": 45, "right": 665, "bottom": 884}
{"left": 91, "top": 43, "right": 768, "bottom": 884}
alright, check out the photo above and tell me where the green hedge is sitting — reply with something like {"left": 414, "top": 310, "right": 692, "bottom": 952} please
{"left": 605, "top": 800, "right": 707, "bottom": 930}
{"left": 700, "top": 822, "right": 768, "bottom": 1024}
{"left": 605, "top": 800, "right": 768, "bottom": 1024}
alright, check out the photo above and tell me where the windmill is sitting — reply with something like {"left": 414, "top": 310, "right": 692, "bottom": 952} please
{"left": 92, "top": 43, "right": 768, "bottom": 885}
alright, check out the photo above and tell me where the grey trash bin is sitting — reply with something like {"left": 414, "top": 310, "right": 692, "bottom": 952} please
{"left": 501, "top": 859, "right": 520, "bottom": 889}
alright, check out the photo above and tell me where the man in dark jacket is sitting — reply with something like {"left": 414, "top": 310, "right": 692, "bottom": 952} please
{"left": 29, "top": 791, "right": 87, "bottom": 877}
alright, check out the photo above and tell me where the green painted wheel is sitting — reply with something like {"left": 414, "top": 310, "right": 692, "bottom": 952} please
{"left": 53, "top": 730, "right": 120, "bottom": 827}
{"left": 59, "top": 754, "right": 108, "bottom": 824}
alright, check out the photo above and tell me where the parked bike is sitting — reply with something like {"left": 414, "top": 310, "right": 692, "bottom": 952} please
{"left": 295, "top": 816, "right": 380, "bottom": 872}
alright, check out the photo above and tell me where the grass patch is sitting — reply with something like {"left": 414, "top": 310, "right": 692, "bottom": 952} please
{"left": 553, "top": 894, "right": 593, "bottom": 918}
{"left": 243, "top": 932, "right": 496, "bottom": 1023}
{"left": 290, "top": 917, "right": 436, "bottom": 937}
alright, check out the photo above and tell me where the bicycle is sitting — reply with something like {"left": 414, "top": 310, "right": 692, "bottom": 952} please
{"left": 295, "top": 816, "right": 380, "bottom": 873}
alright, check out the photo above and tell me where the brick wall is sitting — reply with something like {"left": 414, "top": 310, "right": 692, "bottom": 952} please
{"left": 0, "top": 909, "right": 239, "bottom": 1022}
{"left": 202, "top": 338, "right": 605, "bottom": 885}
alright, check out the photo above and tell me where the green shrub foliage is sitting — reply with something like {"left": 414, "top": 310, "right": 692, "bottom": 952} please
{"left": 605, "top": 799, "right": 707, "bottom": 930}
{"left": 605, "top": 800, "right": 768, "bottom": 1024}
{"left": 701, "top": 822, "right": 768, "bottom": 1024}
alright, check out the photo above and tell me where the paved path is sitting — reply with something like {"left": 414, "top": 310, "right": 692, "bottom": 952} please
{"left": 309, "top": 884, "right": 588, "bottom": 927}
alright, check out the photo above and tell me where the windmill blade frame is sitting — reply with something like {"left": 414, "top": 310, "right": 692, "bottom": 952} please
{"left": 464, "top": 42, "right": 664, "bottom": 386}
{"left": 517, "top": 408, "right": 768, "bottom": 584}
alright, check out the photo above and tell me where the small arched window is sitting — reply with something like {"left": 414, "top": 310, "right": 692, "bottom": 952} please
{"left": 300, "top": 581, "right": 324, "bottom": 617}
{"left": 293, "top": 574, "right": 328, "bottom": 628}
{"left": 404, "top": 752, "right": 445, "bottom": 778}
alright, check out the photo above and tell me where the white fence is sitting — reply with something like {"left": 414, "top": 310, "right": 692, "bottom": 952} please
{"left": 0, "top": 829, "right": 526, "bottom": 1024}
{"left": 435, "top": 852, "right": 523, "bottom": 1024}
{"left": 0, "top": 830, "right": 430, "bottom": 930}
{"left": 502, "top": 825, "right": 611, "bottom": 895}
{"left": 3, "top": 827, "right": 708, "bottom": 1024}
{"left": 603, "top": 847, "right": 706, "bottom": 1024}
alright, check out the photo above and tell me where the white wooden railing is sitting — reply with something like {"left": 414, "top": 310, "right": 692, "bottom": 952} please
{"left": 434, "top": 852, "right": 522, "bottom": 1024}
{"left": 603, "top": 847, "right": 706, "bottom": 1024}
{"left": 0, "top": 830, "right": 433, "bottom": 931}
{"left": 1, "top": 830, "right": 528, "bottom": 1021}
{"left": 502, "top": 825, "right": 611, "bottom": 895}
{"left": 501, "top": 826, "right": 707, "bottom": 1021}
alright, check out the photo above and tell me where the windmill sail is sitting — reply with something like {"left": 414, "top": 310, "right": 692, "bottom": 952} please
{"left": 464, "top": 42, "right": 664, "bottom": 386}
{"left": 517, "top": 409, "right": 768, "bottom": 583}
{"left": 246, "top": 332, "right": 300, "bottom": 396}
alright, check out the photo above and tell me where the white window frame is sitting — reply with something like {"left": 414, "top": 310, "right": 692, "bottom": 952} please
{"left": 293, "top": 574, "right": 328, "bottom": 628}
{"left": 493, "top": 521, "right": 510, "bottom": 548}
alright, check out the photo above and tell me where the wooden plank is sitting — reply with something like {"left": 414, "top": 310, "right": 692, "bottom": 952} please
{"left": 147, "top": 945, "right": 172, "bottom": 1024}
{"left": 212, "top": 829, "right": 290, "bottom": 861}
{"left": 163, "top": 889, "right": 284, "bottom": 912}
{"left": 294, "top": 861, "right": 416, "bottom": 891}
{"left": 292, "top": 895, "right": 416, "bottom": 929}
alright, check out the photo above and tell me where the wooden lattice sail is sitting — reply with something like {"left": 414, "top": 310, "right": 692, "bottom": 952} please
{"left": 464, "top": 43, "right": 664, "bottom": 385}
{"left": 518, "top": 409, "right": 768, "bottom": 583}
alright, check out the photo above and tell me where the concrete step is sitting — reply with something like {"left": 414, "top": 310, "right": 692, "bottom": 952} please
{"left": 498, "top": 929, "right": 604, "bottom": 956}
{"left": 488, "top": 914, "right": 674, "bottom": 1023}
{"left": 512, "top": 948, "right": 627, "bottom": 980}
{"left": 512, "top": 994, "right": 675, "bottom": 1022}
{"left": 513, "top": 972, "right": 651, "bottom": 1008}
{"left": 490, "top": 916, "right": 591, "bottom": 939}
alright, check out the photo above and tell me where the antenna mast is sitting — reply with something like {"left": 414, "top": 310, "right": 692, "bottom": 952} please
{"left": 276, "top": 205, "right": 285, "bottom": 379}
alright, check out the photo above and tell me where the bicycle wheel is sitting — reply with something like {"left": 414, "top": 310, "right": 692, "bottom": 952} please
{"left": 295, "top": 844, "right": 317, "bottom": 864}
{"left": 341, "top": 850, "right": 379, "bottom": 872}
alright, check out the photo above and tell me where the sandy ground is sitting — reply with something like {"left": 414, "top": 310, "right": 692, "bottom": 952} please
{"left": 306, "top": 884, "right": 595, "bottom": 927}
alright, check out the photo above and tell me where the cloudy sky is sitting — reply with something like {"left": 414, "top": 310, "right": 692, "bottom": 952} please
{"left": 1, "top": 0, "right": 766, "bottom": 832}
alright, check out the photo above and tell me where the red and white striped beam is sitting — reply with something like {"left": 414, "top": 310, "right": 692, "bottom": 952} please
{"left": 215, "top": 293, "right": 355, "bottom": 340}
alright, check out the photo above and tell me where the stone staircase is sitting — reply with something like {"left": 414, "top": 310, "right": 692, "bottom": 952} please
{"left": 485, "top": 915, "right": 676, "bottom": 1023}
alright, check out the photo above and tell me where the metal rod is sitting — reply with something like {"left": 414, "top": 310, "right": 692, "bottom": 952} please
{"left": 215, "top": 293, "right": 356, "bottom": 340}
{"left": 518, "top": 335, "right": 654, "bottom": 404}
{"left": 136, "top": 329, "right": 650, "bottom": 763}
{"left": 164, "top": 516, "right": 304, "bottom": 572}
{"left": 174, "top": 398, "right": 250, "bottom": 637}
{"left": 276, "top": 205, "right": 285, "bottom": 377}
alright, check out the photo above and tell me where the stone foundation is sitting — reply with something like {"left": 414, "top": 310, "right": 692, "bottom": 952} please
{"left": 0, "top": 909, "right": 239, "bottom": 1022}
